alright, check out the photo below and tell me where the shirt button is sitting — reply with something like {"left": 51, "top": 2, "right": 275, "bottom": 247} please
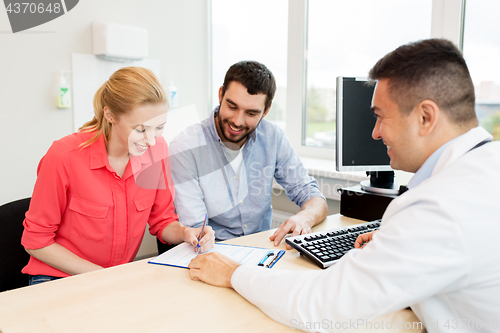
{"left": 239, "top": 200, "right": 243, "bottom": 204}
{"left": 234, "top": 176, "right": 237, "bottom": 179}
{"left": 244, "top": 225, "right": 247, "bottom": 228}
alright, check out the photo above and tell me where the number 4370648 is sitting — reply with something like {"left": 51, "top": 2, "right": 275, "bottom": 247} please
{"left": 6, "top": 2, "right": 62, "bottom": 14}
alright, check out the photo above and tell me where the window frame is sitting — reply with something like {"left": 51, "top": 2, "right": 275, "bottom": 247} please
{"left": 209, "top": 0, "right": 466, "bottom": 160}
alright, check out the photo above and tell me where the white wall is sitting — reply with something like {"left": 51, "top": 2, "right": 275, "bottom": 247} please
{"left": 0, "top": 0, "right": 209, "bottom": 205}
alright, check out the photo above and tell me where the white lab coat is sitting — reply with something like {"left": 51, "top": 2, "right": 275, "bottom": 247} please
{"left": 231, "top": 127, "right": 500, "bottom": 333}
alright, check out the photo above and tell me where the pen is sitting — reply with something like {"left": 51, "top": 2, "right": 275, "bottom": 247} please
{"left": 196, "top": 214, "right": 208, "bottom": 254}
{"left": 266, "top": 250, "right": 284, "bottom": 268}
{"left": 258, "top": 251, "right": 275, "bottom": 266}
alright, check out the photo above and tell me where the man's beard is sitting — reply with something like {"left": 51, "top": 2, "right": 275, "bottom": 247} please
{"left": 217, "top": 114, "right": 261, "bottom": 145}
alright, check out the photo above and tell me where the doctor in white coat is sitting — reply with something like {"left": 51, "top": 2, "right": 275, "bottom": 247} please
{"left": 188, "top": 39, "right": 500, "bottom": 333}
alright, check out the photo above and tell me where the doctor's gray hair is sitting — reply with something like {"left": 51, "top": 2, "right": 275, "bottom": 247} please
{"left": 368, "top": 38, "right": 477, "bottom": 127}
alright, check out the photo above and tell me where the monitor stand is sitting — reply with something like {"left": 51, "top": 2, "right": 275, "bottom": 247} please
{"left": 360, "top": 171, "right": 399, "bottom": 195}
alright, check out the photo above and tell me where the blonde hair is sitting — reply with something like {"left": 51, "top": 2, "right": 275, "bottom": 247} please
{"left": 79, "top": 67, "right": 167, "bottom": 148}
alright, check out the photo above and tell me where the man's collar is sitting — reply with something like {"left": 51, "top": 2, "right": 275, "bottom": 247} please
{"left": 408, "top": 126, "right": 493, "bottom": 189}
{"left": 432, "top": 126, "right": 493, "bottom": 175}
{"left": 208, "top": 106, "right": 222, "bottom": 142}
{"left": 407, "top": 138, "right": 455, "bottom": 189}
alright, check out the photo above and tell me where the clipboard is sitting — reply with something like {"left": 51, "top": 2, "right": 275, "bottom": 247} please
{"left": 148, "top": 242, "right": 285, "bottom": 269}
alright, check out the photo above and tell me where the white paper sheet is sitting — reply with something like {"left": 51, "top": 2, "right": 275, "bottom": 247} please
{"left": 148, "top": 242, "right": 284, "bottom": 269}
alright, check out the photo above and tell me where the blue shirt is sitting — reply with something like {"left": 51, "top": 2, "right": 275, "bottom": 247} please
{"left": 169, "top": 107, "right": 325, "bottom": 241}
{"left": 407, "top": 138, "right": 457, "bottom": 189}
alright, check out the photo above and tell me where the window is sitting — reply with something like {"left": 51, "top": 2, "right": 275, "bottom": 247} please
{"left": 211, "top": 0, "right": 288, "bottom": 130}
{"left": 462, "top": 0, "right": 500, "bottom": 140}
{"left": 211, "top": 0, "right": 466, "bottom": 160}
{"left": 304, "top": 0, "right": 433, "bottom": 148}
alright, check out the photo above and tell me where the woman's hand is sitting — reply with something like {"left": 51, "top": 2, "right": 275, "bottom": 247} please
{"left": 162, "top": 222, "right": 215, "bottom": 252}
{"left": 183, "top": 225, "right": 215, "bottom": 253}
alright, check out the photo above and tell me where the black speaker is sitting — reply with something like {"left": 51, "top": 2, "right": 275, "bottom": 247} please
{"left": 339, "top": 186, "right": 398, "bottom": 221}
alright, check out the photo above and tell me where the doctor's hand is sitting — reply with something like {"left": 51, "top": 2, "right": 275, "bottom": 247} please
{"left": 183, "top": 225, "right": 215, "bottom": 253}
{"left": 269, "top": 214, "right": 313, "bottom": 250}
{"left": 188, "top": 252, "right": 240, "bottom": 288}
{"left": 354, "top": 230, "right": 377, "bottom": 249}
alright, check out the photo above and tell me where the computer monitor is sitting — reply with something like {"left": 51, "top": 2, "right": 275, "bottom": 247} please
{"left": 336, "top": 77, "right": 398, "bottom": 194}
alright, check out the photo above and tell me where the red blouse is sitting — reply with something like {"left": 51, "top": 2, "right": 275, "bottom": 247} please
{"left": 22, "top": 131, "right": 177, "bottom": 277}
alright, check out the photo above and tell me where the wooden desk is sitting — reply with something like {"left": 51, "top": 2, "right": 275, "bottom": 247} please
{"left": 0, "top": 215, "right": 423, "bottom": 333}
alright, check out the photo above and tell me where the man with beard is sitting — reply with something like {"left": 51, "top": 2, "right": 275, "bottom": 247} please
{"left": 169, "top": 61, "right": 327, "bottom": 245}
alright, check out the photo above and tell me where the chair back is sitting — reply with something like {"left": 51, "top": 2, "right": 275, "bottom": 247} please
{"left": 156, "top": 238, "right": 178, "bottom": 255}
{"left": 0, "top": 198, "right": 31, "bottom": 292}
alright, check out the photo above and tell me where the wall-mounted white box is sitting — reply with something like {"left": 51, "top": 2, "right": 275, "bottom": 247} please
{"left": 92, "top": 21, "right": 148, "bottom": 62}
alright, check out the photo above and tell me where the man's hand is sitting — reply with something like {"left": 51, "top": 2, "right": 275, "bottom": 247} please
{"left": 354, "top": 230, "right": 377, "bottom": 249}
{"left": 269, "top": 214, "right": 313, "bottom": 250}
{"left": 188, "top": 252, "right": 240, "bottom": 288}
{"left": 269, "top": 197, "right": 327, "bottom": 249}
{"left": 183, "top": 225, "right": 215, "bottom": 253}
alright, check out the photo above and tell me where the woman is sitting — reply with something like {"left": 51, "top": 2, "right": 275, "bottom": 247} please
{"left": 21, "top": 67, "right": 214, "bottom": 285}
